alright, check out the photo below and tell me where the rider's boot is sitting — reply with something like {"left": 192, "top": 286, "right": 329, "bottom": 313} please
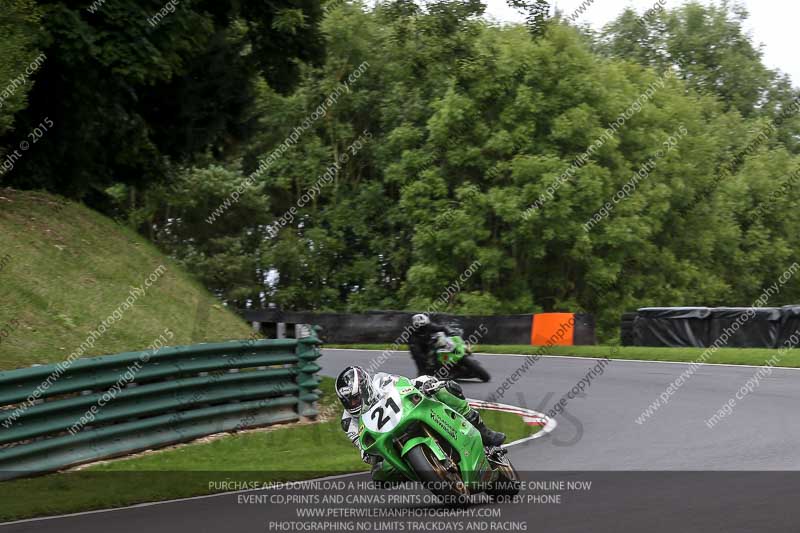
{"left": 465, "top": 409, "right": 506, "bottom": 447}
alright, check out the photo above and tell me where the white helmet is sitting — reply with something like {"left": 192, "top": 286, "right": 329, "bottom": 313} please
{"left": 336, "top": 366, "right": 375, "bottom": 416}
{"left": 411, "top": 313, "right": 430, "bottom": 328}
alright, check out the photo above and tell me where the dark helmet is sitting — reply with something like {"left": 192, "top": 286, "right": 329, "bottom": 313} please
{"left": 335, "top": 366, "right": 374, "bottom": 416}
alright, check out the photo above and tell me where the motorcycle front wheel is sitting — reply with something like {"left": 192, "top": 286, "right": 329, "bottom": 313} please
{"left": 405, "top": 445, "right": 469, "bottom": 501}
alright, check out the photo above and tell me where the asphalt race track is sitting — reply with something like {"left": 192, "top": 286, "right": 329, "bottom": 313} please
{"left": 5, "top": 349, "right": 800, "bottom": 532}
{"left": 321, "top": 349, "right": 800, "bottom": 470}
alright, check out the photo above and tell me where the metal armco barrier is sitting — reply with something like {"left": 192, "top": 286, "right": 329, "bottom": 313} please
{"left": 0, "top": 332, "right": 322, "bottom": 480}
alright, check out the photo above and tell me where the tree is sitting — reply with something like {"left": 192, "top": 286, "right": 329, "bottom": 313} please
{"left": 506, "top": 0, "right": 550, "bottom": 38}
{"left": 0, "top": 0, "right": 43, "bottom": 146}
{"left": 1, "top": 0, "right": 325, "bottom": 199}
{"left": 600, "top": 2, "right": 780, "bottom": 119}
{"left": 132, "top": 0, "right": 800, "bottom": 341}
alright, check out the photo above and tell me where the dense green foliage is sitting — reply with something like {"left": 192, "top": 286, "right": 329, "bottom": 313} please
{"left": 3, "top": 1, "right": 799, "bottom": 340}
{"left": 599, "top": 2, "right": 799, "bottom": 146}
{"left": 0, "top": 0, "right": 43, "bottom": 143}
{"left": 0, "top": 0, "right": 325, "bottom": 197}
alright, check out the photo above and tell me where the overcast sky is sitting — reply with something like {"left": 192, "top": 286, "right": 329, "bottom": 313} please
{"left": 482, "top": 0, "right": 799, "bottom": 88}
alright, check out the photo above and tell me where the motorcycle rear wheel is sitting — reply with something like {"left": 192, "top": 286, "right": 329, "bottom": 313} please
{"left": 459, "top": 357, "right": 491, "bottom": 382}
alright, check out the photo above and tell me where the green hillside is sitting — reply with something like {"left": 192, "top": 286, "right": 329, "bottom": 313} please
{"left": 0, "top": 188, "right": 253, "bottom": 371}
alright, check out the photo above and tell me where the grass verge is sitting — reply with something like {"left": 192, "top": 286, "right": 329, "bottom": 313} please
{"left": 0, "top": 188, "right": 253, "bottom": 370}
{"left": 325, "top": 344, "right": 800, "bottom": 368}
{"left": 0, "top": 378, "right": 538, "bottom": 522}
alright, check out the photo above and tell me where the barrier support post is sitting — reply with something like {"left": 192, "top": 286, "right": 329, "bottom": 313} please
{"left": 295, "top": 326, "right": 322, "bottom": 421}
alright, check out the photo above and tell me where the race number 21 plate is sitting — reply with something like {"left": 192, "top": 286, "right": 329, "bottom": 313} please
{"left": 362, "top": 388, "right": 404, "bottom": 433}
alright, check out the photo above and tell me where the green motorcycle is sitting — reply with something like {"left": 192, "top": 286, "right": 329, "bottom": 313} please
{"left": 432, "top": 333, "right": 490, "bottom": 382}
{"left": 358, "top": 376, "right": 520, "bottom": 499}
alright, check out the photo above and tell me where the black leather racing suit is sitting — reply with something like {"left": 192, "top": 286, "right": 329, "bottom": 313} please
{"left": 408, "top": 320, "right": 456, "bottom": 375}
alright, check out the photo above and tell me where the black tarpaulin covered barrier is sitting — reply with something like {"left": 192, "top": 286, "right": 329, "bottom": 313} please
{"left": 448, "top": 314, "right": 534, "bottom": 345}
{"left": 708, "top": 307, "right": 782, "bottom": 348}
{"left": 241, "top": 309, "right": 535, "bottom": 345}
{"left": 631, "top": 306, "right": 800, "bottom": 348}
{"left": 241, "top": 310, "right": 596, "bottom": 346}
{"left": 573, "top": 313, "right": 597, "bottom": 346}
{"left": 778, "top": 305, "right": 800, "bottom": 347}
{"left": 634, "top": 307, "right": 712, "bottom": 348}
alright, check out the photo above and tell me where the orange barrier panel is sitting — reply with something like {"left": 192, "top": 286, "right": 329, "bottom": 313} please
{"left": 531, "top": 313, "right": 575, "bottom": 346}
